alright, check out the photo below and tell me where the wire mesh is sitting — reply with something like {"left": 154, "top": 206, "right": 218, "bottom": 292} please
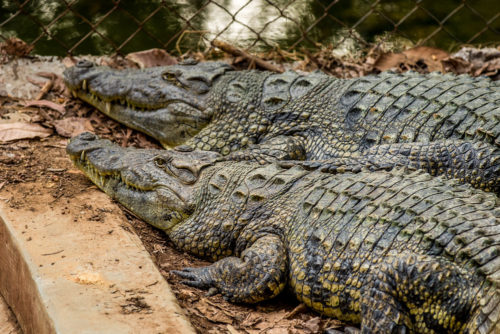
{"left": 1, "top": 0, "right": 499, "bottom": 56}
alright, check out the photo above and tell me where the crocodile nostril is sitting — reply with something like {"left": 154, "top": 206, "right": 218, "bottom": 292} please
{"left": 76, "top": 60, "right": 94, "bottom": 68}
{"left": 79, "top": 132, "right": 98, "bottom": 141}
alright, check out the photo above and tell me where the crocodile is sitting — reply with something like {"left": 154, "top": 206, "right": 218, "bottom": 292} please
{"left": 64, "top": 60, "right": 500, "bottom": 192}
{"left": 67, "top": 132, "right": 500, "bottom": 333}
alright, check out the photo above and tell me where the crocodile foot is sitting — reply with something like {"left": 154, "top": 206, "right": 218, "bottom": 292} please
{"left": 172, "top": 267, "right": 215, "bottom": 290}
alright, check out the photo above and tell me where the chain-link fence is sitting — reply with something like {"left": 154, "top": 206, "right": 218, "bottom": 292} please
{"left": 1, "top": 0, "right": 499, "bottom": 57}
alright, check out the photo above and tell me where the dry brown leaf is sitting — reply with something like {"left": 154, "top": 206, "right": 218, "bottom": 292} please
{"left": 255, "top": 321, "right": 274, "bottom": 330}
{"left": 240, "top": 313, "right": 263, "bottom": 327}
{"left": 402, "top": 46, "right": 448, "bottom": 71}
{"left": 451, "top": 47, "right": 500, "bottom": 67}
{"left": 0, "top": 122, "right": 52, "bottom": 142}
{"left": 52, "top": 117, "right": 93, "bottom": 138}
{"left": 194, "top": 298, "right": 234, "bottom": 324}
{"left": 374, "top": 46, "right": 448, "bottom": 72}
{"left": 125, "top": 48, "right": 177, "bottom": 68}
{"left": 226, "top": 324, "right": 240, "bottom": 334}
{"left": 303, "top": 317, "right": 321, "bottom": 333}
{"left": 0, "top": 37, "right": 33, "bottom": 57}
{"left": 266, "top": 327, "right": 289, "bottom": 334}
{"left": 442, "top": 47, "right": 500, "bottom": 79}
{"left": 479, "top": 58, "right": 500, "bottom": 78}
{"left": 0, "top": 112, "right": 31, "bottom": 123}
{"left": 24, "top": 100, "right": 66, "bottom": 114}
{"left": 441, "top": 56, "right": 471, "bottom": 74}
{"left": 62, "top": 56, "right": 77, "bottom": 68}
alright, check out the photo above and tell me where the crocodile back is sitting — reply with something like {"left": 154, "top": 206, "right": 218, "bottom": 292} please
{"left": 329, "top": 72, "right": 500, "bottom": 153}
{"left": 278, "top": 168, "right": 500, "bottom": 331}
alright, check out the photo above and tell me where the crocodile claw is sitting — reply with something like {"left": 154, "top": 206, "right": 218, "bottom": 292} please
{"left": 171, "top": 267, "right": 215, "bottom": 290}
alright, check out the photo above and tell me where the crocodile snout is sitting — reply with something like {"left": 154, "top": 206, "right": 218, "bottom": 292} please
{"left": 63, "top": 60, "right": 100, "bottom": 90}
{"left": 75, "top": 60, "right": 94, "bottom": 68}
{"left": 66, "top": 132, "right": 112, "bottom": 158}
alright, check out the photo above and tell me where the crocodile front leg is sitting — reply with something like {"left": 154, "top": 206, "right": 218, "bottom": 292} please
{"left": 173, "top": 234, "right": 287, "bottom": 303}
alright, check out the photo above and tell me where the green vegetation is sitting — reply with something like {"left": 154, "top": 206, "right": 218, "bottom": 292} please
{"left": 1, "top": 0, "right": 499, "bottom": 55}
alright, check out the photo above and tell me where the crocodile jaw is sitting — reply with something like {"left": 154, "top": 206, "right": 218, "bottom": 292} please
{"left": 64, "top": 60, "right": 232, "bottom": 148}
{"left": 66, "top": 132, "right": 201, "bottom": 231}
{"left": 72, "top": 88, "right": 210, "bottom": 149}
{"left": 64, "top": 65, "right": 211, "bottom": 149}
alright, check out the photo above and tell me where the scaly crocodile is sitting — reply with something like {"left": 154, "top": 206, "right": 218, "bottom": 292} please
{"left": 64, "top": 61, "right": 500, "bottom": 192}
{"left": 67, "top": 132, "right": 500, "bottom": 333}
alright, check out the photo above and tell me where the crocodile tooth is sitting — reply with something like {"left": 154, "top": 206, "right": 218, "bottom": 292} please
{"left": 71, "top": 90, "right": 77, "bottom": 98}
{"left": 81, "top": 151, "right": 85, "bottom": 161}
{"left": 106, "top": 102, "right": 111, "bottom": 114}
{"left": 82, "top": 80, "right": 87, "bottom": 91}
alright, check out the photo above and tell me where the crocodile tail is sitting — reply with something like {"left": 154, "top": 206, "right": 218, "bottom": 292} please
{"left": 467, "top": 284, "right": 500, "bottom": 334}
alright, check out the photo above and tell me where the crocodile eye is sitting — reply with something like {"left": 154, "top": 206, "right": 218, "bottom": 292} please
{"left": 162, "top": 72, "right": 176, "bottom": 81}
{"left": 161, "top": 71, "right": 185, "bottom": 88}
{"left": 154, "top": 156, "right": 169, "bottom": 167}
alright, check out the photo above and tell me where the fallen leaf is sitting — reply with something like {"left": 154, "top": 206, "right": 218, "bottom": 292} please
{"left": 125, "top": 48, "right": 177, "bottom": 68}
{"left": 24, "top": 100, "right": 66, "bottom": 114}
{"left": 52, "top": 117, "right": 93, "bottom": 138}
{"left": 226, "top": 324, "right": 240, "bottom": 334}
{"left": 0, "top": 112, "right": 31, "bottom": 123}
{"left": 0, "top": 122, "right": 52, "bottom": 142}
{"left": 451, "top": 47, "right": 500, "bottom": 67}
{"left": 441, "top": 56, "right": 471, "bottom": 74}
{"left": 266, "top": 327, "right": 289, "bottom": 334}
{"left": 373, "top": 52, "right": 406, "bottom": 71}
{"left": 0, "top": 37, "right": 33, "bottom": 57}
{"left": 304, "top": 317, "right": 321, "bottom": 332}
{"left": 402, "top": 46, "right": 448, "bottom": 71}
{"left": 194, "top": 298, "right": 234, "bottom": 324}
{"left": 62, "top": 56, "right": 77, "bottom": 68}
{"left": 442, "top": 47, "right": 500, "bottom": 79}
{"left": 240, "top": 313, "right": 262, "bottom": 327}
{"left": 255, "top": 321, "right": 274, "bottom": 330}
{"left": 374, "top": 46, "right": 448, "bottom": 72}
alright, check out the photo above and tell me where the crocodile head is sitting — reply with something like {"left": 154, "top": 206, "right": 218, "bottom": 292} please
{"left": 66, "top": 132, "right": 220, "bottom": 231}
{"left": 64, "top": 60, "right": 233, "bottom": 148}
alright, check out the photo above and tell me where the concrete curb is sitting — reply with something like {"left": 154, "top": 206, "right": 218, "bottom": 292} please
{"left": 0, "top": 185, "right": 195, "bottom": 334}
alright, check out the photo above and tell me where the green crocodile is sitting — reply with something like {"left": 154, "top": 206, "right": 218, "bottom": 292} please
{"left": 64, "top": 60, "right": 500, "bottom": 192}
{"left": 67, "top": 132, "right": 500, "bottom": 333}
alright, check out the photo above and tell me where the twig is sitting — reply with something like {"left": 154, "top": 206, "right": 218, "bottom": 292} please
{"left": 211, "top": 39, "right": 283, "bottom": 73}
{"left": 145, "top": 280, "right": 158, "bottom": 287}
{"left": 47, "top": 168, "right": 66, "bottom": 172}
{"left": 284, "top": 303, "right": 307, "bottom": 319}
{"left": 35, "top": 79, "right": 53, "bottom": 100}
{"left": 176, "top": 30, "right": 208, "bottom": 56}
{"left": 121, "top": 128, "right": 132, "bottom": 147}
{"left": 42, "top": 249, "right": 64, "bottom": 256}
{"left": 302, "top": 48, "right": 334, "bottom": 75}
